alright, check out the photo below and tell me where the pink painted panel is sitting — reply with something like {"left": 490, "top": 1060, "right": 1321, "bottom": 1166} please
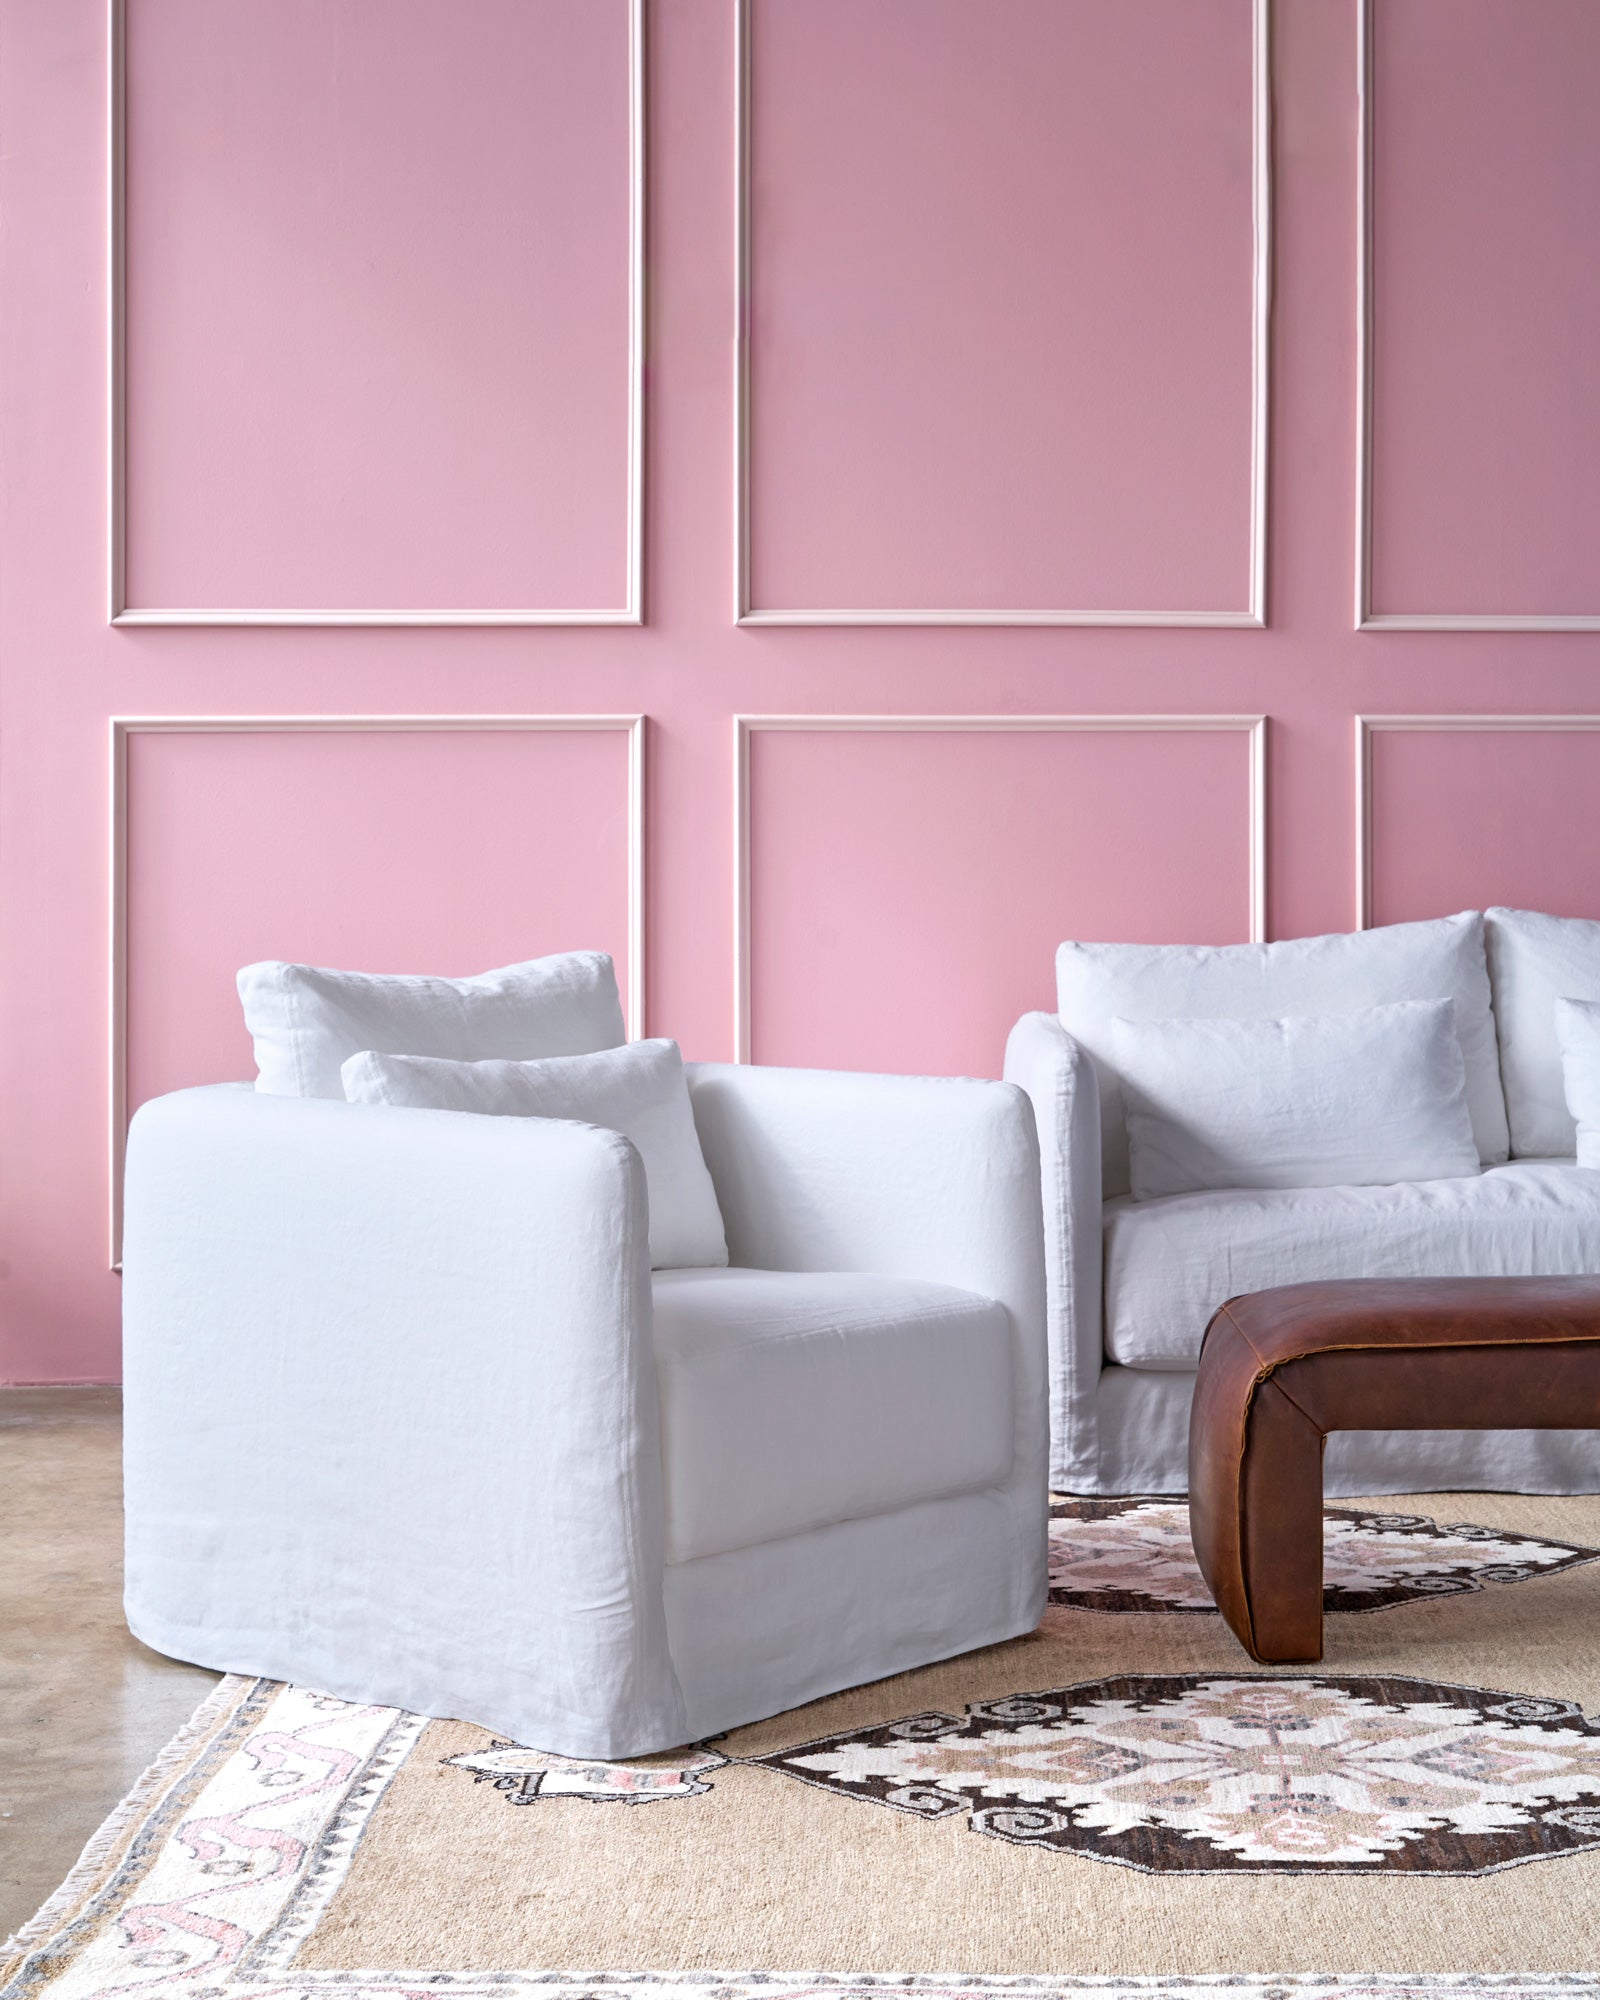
{"left": 123, "top": 0, "right": 632, "bottom": 612}
{"left": 1367, "top": 728, "right": 1600, "bottom": 926}
{"left": 123, "top": 728, "right": 634, "bottom": 1118}
{"left": 745, "top": 0, "right": 1257, "bottom": 614}
{"left": 1369, "top": 0, "right": 1600, "bottom": 616}
{"left": 747, "top": 728, "right": 1255, "bottom": 1074}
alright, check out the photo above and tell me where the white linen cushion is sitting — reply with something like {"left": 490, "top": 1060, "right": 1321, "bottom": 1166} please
{"left": 239, "top": 950, "right": 625, "bottom": 1100}
{"left": 650, "top": 1267, "right": 1012, "bottom": 1564}
{"left": 1486, "top": 908, "right": 1600, "bottom": 1157}
{"left": 1107, "top": 1000, "right": 1480, "bottom": 1200}
{"left": 341, "top": 1039, "right": 728, "bottom": 1270}
{"left": 1057, "top": 913, "right": 1507, "bottom": 1196}
{"left": 1103, "top": 1160, "right": 1600, "bottom": 1370}
{"left": 1556, "top": 996, "right": 1600, "bottom": 1170}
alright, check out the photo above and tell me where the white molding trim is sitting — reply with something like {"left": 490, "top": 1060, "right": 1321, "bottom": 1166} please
{"left": 733, "top": 712, "right": 1267, "bottom": 1062}
{"left": 1356, "top": 713, "right": 1600, "bottom": 926}
{"left": 1355, "top": 0, "right": 1600, "bottom": 633}
{"left": 107, "top": 0, "right": 645, "bottom": 628}
{"left": 733, "top": 0, "right": 1270, "bottom": 629}
{"left": 109, "top": 713, "right": 647, "bottom": 1266}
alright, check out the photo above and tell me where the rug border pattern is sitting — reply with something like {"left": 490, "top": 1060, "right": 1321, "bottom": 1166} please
{"left": 8, "top": 1680, "right": 1600, "bottom": 2000}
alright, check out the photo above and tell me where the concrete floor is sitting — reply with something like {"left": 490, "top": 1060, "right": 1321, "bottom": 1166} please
{"left": 0, "top": 1387, "right": 219, "bottom": 1943}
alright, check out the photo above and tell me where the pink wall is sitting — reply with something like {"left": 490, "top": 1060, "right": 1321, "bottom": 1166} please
{"left": 745, "top": 723, "right": 1257, "bottom": 1072}
{"left": 1368, "top": 0, "right": 1600, "bottom": 617}
{"left": 745, "top": 0, "right": 1256, "bottom": 616}
{"left": 124, "top": 0, "right": 634, "bottom": 614}
{"left": 123, "top": 726, "right": 638, "bottom": 1115}
{"left": 5, "top": 0, "right": 1600, "bottom": 1380}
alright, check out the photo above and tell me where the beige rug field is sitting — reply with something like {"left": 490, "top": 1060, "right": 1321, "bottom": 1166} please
{"left": 7, "top": 1493, "right": 1600, "bottom": 2000}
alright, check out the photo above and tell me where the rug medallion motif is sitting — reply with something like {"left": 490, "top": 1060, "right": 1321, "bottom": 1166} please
{"left": 753, "top": 1675, "right": 1600, "bottom": 1874}
{"left": 1047, "top": 1500, "right": 1600, "bottom": 1616}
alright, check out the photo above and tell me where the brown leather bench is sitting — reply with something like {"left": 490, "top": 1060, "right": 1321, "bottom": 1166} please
{"left": 1188, "top": 1276, "right": 1600, "bottom": 1663}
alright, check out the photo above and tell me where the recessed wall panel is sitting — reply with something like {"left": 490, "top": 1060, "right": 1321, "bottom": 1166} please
{"left": 742, "top": 0, "right": 1261, "bottom": 620}
{"left": 1365, "top": 0, "right": 1600, "bottom": 623}
{"left": 123, "top": 726, "right": 636, "bottom": 1122}
{"left": 120, "top": 0, "right": 636, "bottom": 617}
{"left": 743, "top": 724, "right": 1259, "bottom": 1074}
{"left": 1365, "top": 723, "right": 1600, "bottom": 926}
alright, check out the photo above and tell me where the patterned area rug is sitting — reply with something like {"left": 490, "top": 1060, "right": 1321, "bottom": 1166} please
{"left": 7, "top": 1493, "right": 1600, "bottom": 1999}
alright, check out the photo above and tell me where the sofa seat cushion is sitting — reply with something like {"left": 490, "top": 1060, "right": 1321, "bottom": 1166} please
{"left": 652, "top": 1267, "right": 1013, "bottom": 1564}
{"left": 1104, "top": 1161, "right": 1600, "bottom": 1371}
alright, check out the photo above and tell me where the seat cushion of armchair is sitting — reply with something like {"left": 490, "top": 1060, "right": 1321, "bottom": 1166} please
{"left": 651, "top": 1268, "right": 1014, "bottom": 1564}
{"left": 1104, "top": 1160, "right": 1600, "bottom": 1370}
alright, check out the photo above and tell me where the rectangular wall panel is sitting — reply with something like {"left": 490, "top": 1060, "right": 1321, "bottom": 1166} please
{"left": 1360, "top": 719, "right": 1600, "bottom": 926}
{"left": 738, "top": 0, "right": 1265, "bottom": 624}
{"left": 738, "top": 719, "right": 1263, "bottom": 1071}
{"left": 113, "top": 718, "right": 642, "bottom": 1259}
{"left": 1360, "top": 0, "right": 1600, "bottom": 627}
{"left": 115, "top": 0, "right": 640, "bottom": 622}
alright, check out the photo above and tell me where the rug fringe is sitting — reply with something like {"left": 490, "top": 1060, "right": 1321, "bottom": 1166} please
{"left": 0, "top": 1673, "right": 253, "bottom": 1969}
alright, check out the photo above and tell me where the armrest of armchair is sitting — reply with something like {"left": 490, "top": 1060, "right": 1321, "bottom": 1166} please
{"left": 685, "top": 1062, "right": 1047, "bottom": 1513}
{"left": 121, "top": 1084, "right": 686, "bottom": 1757}
{"left": 686, "top": 1062, "right": 1043, "bottom": 1325}
{"left": 1004, "top": 1013, "right": 1104, "bottom": 1490}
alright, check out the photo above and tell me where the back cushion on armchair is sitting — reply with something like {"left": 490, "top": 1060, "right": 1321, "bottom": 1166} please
{"left": 1486, "top": 908, "right": 1600, "bottom": 1158}
{"left": 238, "top": 950, "right": 627, "bottom": 1099}
{"left": 1056, "top": 912, "right": 1508, "bottom": 1198}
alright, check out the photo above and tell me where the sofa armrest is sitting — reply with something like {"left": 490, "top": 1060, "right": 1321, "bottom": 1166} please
{"left": 121, "top": 1084, "right": 686, "bottom": 1757}
{"left": 1004, "top": 1013, "right": 1104, "bottom": 1490}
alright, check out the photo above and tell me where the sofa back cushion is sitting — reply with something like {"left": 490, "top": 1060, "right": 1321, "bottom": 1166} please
{"left": 1056, "top": 912, "right": 1508, "bottom": 1197}
{"left": 1485, "top": 908, "right": 1600, "bottom": 1157}
{"left": 1555, "top": 996, "right": 1600, "bottom": 1170}
{"left": 238, "top": 950, "right": 626, "bottom": 1099}
{"left": 1108, "top": 1000, "right": 1480, "bottom": 1200}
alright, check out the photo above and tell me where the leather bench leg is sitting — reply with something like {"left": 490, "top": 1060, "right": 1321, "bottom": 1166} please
{"left": 1232, "top": 1375, "right": 1327, "bottom": 1662}
{"left": 1190, "top": 1320, "right": 1327, "bottom": 1663}
{"left": 1191, "top": 1281, "right": 1600, "bottom": 1665}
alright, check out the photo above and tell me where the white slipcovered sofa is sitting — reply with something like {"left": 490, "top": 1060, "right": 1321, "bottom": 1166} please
{"left": 1005, "top": 906, "right": 1600, "bottom": 1495}
{"left": 122, "top": 1063, "right": 1047, "bottom": 1757}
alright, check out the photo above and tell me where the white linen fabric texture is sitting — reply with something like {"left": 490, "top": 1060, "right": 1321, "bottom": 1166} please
{"left": 238, "top": 949, "right": 626, "bottom": 1099}
{"left": 341, "top": 1038, "right": 728, "bottom": 1270}
{"left": 1106, "top": 999, "right": 1481, "bottom": 1202}
{"left": 651, "top": 1268, "right": 1012, "bottom": 1563}
{"left": 1104, "top": 1160, "right": 1600, "bottom": 1370}
{"left": 1486, "top": 907, "right": 1600, "bottom": 1157}
{"left": 121, "top": 1065, "right": 1047, "bottom": 1755}
{"left": 1056, "top": 912, "right": 1507, "bottom": 1197}
{"left": 1555, "top": 995, "right": 1600, "bottom": 1170}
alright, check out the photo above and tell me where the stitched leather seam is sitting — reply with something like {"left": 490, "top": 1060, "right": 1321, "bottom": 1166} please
{"left": 1204, "top": 1307, "right": 1265, "bottom": 1660}
{"left": 1252, "top": 1364, "right": 1321, "bottom": 1433}
{"left": 1233, "top": 1357, "right": 1261, "bottom": 1660}
{"left": 1212, "top": 1299, "right": 1599, "bottom": 1382}
{"left": 1240, "top": 1373, "right": 1315, "bottom": 1663}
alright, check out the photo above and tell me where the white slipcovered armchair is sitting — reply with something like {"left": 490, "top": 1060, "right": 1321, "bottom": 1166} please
{"left": 122, "top": 1064, "right": 1047, "bottom": 1758}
